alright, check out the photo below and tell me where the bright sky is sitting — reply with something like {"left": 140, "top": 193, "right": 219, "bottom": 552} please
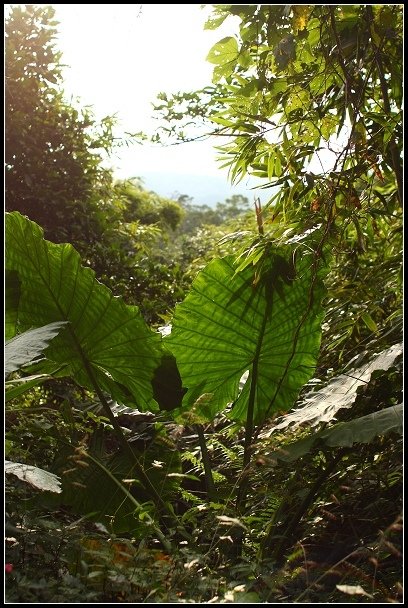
{"left": 55, "top": 5, "right": 209, "bottom": 170}
{"left": 51, "top": 3, "right": 259, "bottom": 201}
{"left": 7, "top": 4, "right": 345, "bottom": 204}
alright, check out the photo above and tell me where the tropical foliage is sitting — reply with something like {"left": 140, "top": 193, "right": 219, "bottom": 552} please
{"left": 5, "top": 4, "right": 402, "bottom": 604}
{"left": 5, "top": 5, "right": 114, "bottom": 247}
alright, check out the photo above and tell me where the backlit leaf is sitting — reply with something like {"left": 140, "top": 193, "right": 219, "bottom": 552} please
{"left": 5, "top": 212, "right": 163, "bottom": 410}
{"left": 207, "top": 37, "right": 239, "bottom": 65}
{"left": 361, "top": 311, "right": 378, "bottom": 333}
{"left": 167, "top": 251, "right": 327, "bottom": 425}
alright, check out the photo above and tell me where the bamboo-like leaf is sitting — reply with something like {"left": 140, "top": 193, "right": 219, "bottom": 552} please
{"left": 5, "top": 212, "right": 163, "bottom": 410}
{"left": 167, "top": 252, "right": 327, "bottom": 424}
{"left": 5, "top": 322, "right": 67, "bottom": 376}
{"left": 361, "top": 311, "right": 378, "bottom": 333}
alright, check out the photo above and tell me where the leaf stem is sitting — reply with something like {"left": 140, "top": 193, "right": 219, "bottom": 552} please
{"left": 67, "top": 326, "right": 185, "bottom": 534}
{"left": 260, "top": 449, "right": 346, "bottom": 562}
{"left": 195, "top": 424, "right": 216, "bottom": 498}
{"left": 85, "top": 450, "right": 172, "bottom": 552}
{"left": 236, "top": 295, "right": 269, "bottom": 512}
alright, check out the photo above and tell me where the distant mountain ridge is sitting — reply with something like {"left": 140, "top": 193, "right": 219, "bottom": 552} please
{"left": 137, "top": 171, "right": 271, "bottom": 207}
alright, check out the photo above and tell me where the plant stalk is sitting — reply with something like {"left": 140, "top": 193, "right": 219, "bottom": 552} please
{"left": 68, "top": 327, "right": 186, "bottom": 535}
{"left": 236, "top": 294, "right": 270, "bottom": 512}
{"left": 195, "top": 424, "right": 216, "bottom": 498}
{"left": 260, "top": 449, "right": 346, "bottom": 562}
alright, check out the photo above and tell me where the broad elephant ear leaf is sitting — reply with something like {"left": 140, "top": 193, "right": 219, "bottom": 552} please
{"left": 5, "top": 322, "right": 68, "bottom": 376}
{"left": 266, "top": 343, "right": 403, "bottom": 433}
{"left": 5, "top": 212, "right": 163, "bottom": 411}
{"left": 166, "top": 252, "right": 327, "bottom": 425}
{"left": 269, "top": 404, "right": 403, "bottom": 463}
{"left": 5, "top": 460, "right": 62, "bottom": 494}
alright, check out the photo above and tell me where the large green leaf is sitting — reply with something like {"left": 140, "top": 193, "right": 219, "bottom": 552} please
{"left": 5, "top": 460, "right": 62, "bottom": 493}
{"left": 167, "top": 252, "right": 327, "bottom": 425}
{"left": 5, "top": 322, "right": 67, "bottom": 376}
{"left": 270, "top": 404, "right": 403, "bottom": 462}
{"left": 267, "top": 343, "right": 403, "bottom": 433}
{"left": 322, "top": 403, "right": 403, "bottom": 448}
{"left": 5, "top": 212, "right": 163, "bottom": 410}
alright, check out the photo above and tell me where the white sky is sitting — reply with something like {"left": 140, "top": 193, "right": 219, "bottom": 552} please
{"left": 7, "top": 4, "right": 338, "bottom": 203}
{"left": 52, "top": 4, "right": 237, "bottom": 179}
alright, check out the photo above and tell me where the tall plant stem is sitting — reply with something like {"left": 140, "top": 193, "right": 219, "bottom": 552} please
{"left": 236, "top": 304, "right": 269, "bottom": 513}
{"left": 366, "top": 6, "right": 403, "bottom": 207}
{"left": 195, "top": 424, "right": 216, "bottom": 498}
{"left": 260, "top": 449, "right": 346, "bottom": 562}
{"left": 85, "top": 450, "right": 172, "bottom": 552}
{"left": 71, "top": 333, "right": 186, "bottom": 535}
